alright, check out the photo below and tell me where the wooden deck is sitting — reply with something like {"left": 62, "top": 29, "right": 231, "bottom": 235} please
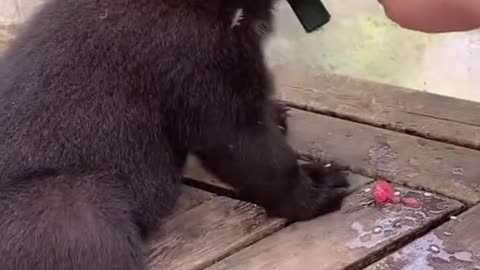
{"left": 172, "top": 71, "right": 480, "bottom": 269}
{"left": 2, "top": 27, "right": 480, "bottom": 270}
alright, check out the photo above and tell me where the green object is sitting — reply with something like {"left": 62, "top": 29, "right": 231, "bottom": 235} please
{"left": 287, "top": 0, "right": 331, "bottom": 33}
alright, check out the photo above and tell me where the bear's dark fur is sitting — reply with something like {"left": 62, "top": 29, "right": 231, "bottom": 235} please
{"left": 0, "top": 0, "right": 349, "bottom": 269}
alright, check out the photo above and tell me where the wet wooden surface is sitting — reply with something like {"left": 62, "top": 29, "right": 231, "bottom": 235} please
{"left": 153, "top": 92, "right": 479, "bottom": 270}
{"left": 274, "top": 66, "right": 480, "bottom": 150}
{"left": 366, "top": 205, "right": 480, "bottom": 270}
{"left": 287, "top": 108, "right": 480, "bottom": 205}
{"left": 205, "top": 184, "right": 463, "bottom": 270}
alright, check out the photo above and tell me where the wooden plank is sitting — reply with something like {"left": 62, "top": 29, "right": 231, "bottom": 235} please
{"left": 287, "top": 108, "right": 480, "bottom": 204}
{"left": 273, "top": 66, "right": 480, "bottom": 149}
{"left": 205, "top": 185, "right": 464, "bottom": 270}
{"left": 183, "top": 155, "right": 233, "bottom": 191}
{"left": 173, "top": 185, "right": 215, "bottom": 214}
{"left": 183, "top": 155, "right": 372, "bottom": 195}
{"left": 0, "top": 25, "right": 15, "bottom": 52}
{"left": 148, "top": 196, "right": 286, "bottom": 270}
{"left": 366, "top": 205, "right": 480, "bottom": 270}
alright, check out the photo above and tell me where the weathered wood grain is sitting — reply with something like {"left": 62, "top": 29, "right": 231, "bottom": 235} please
{"left": 287, "top": 108, "right": 480, "bottom": 204}
{"left": 274, "top": 66, "right": 480, "bottom": 149}
{"left": 173, "top": 185, "right": 215, "bottom": 214}
{"left": 366, "top": 205, "right": 480, "bottom": 270}
{"left": 205, "top": 185, "right": 463, "bottom": 270}
{"left": 148, "top": 196, "right": 286, "bottom": 270}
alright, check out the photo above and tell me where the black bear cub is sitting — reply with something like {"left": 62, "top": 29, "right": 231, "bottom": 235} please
{"left": 0, "top": 0, "right": 349, "bottom": 269}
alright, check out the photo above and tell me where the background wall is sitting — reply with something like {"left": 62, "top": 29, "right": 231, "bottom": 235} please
{"left": 0, "top": 0, "right": 46, "bottom": 25}
{"left": 1, "top": 0, "right": 480, "bottom": 102}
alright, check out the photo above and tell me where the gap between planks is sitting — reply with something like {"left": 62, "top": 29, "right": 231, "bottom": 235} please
{"left": 204, "top": 184, "right": 464, "bottom": 270}
{"left": 182, "top": 157, "right": 469, "bottom": 270}
{"left": 273, "top": 66, "right": 480, "bottom": 151}
{"left": 175, "top": 120, "right": 473, "bottom": 270}
{"left": 285, "top": 108, "right": 480, "bottom": 205}
{"left": 173, "top": 170, "right": 465, "bottom": 270}
{"left": 184, "top": 104, "right": 480, "bottom": 205}
{"left": 148, "top": 196, "right": 287, "bottom": 270}
{"left": 183, "top": 155, "right": 372, "bottom": 196}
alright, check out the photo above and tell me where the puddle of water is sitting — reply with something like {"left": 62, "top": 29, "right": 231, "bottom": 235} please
{"left": 347, "top": 189, "right": 452, "bottom": 250}
{"left": 368, "top": 143, "right": 398, "bottom": 168}
{"left": 267, "top": 0, "right": 480, "bottom": 102}
{"left": 389, "top": 233, "right": 475, "bottom": 270}
{"left": 347, "top": 217, "right": 415, "bottom": 249}
{"left": 367, "top": 139, "right": 399, "bottom": 177}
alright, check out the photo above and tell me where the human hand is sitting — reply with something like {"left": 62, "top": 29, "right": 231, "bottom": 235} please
{"left": 379, "top": 0, "right": 480, "bottom": 33}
